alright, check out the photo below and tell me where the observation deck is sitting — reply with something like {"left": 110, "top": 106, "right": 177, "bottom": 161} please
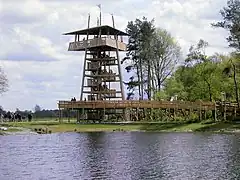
{"left": 63, "top": 25, "right": 129, "bottom": 51}
{"left": 68, "top": 37, "right": 127, "bottom": 51}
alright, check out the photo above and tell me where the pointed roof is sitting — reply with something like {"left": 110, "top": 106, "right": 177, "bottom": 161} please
{"left": 63, "top": 25, "right": 129, "bottom": 36}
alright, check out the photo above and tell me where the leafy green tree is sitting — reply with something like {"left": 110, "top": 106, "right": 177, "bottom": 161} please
{"left": 212, "top": 0, "right": 240, "bottom": 106}
{"left": 212, "top": 0, "right": 240, "bottom": 52}
{"left": 124, "top": 17, "right": 155, "bottom": 100}
{"left": 139, "top": 17, "right": 155, "bottom": 99}
{"left": 164, "top": 40, "right": 225, "bottom": 102}
{"left": 124, "top": 19, "right": 181, "bottom": 100}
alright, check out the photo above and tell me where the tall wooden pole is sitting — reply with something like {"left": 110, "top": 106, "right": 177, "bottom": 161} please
{"left": 111, "top": 14, "right": 115, "bottom": 28}
{"left": 112, "top": 14, "right": 126, "bottom": 120}
{"left": 80, "top": 14, "right": 90, "bottom": 101}
{"left": 100, "top": 7, "right": 101, "bottom": 26}
{"left": 97, "top": 4, "right": 101, "bottom": 26}
{"left": 112, "top": 14, "right": 125, "bottom": 100}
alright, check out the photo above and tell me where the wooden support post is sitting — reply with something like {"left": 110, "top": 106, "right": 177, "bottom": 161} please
{"left": 204, "top": 109, "right": 207, "bottom": 120}
{"left": 130, "top": 108, "right": 132, "bottom": 121}
{"left": 214, "top": 102, "right": 217, "bottom": 121}
{"left": 68, "top": 109, "right": 70, "bottom": 123}
{"left": 112, "top": 14, "right": 125, "bottom": 101}
{"left": 74, "top": 34, "right": 77, "bottom": 42}
{"left": 137, "top": 108, "right": 139, "bottom": 121}
{"left": 78, "top": 109, "right": 83, "bottom": 123}
{"left": 150, "top": 108, "right": 153, "bottom": 121}
{"left": 199, "top": 105, "right": 202, "bottom": 121}
{"left": 224, "top": 101, "right": 227, "bottom": 121}
{"left": 76, "top": 110, "right": 79, "bottom": 123}
{"left": 80, "top": 14, "right": 90, "bottom": 100}
{"left": 189, "top": 108, "right": 192, "bottom": 121}
{"left": 173, "top": 108, "right": 176, "bottom": 121}
{"left": 166, "top": 108, "right": 169, "bottom": 122}
{"left": 59, "top": 108, "right": 62, "bottom": 123}
{"left": 81, "top": 108, "right": 85, "bottom": 121}
{"left": 103, "top": 107, "right": 106, "bottom": 121}
{"left": 234, "top": 106, "right": 237, "bottom": 119}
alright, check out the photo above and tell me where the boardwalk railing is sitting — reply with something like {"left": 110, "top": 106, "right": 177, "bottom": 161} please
{"left": 58, "top": 100, "right": 216, "bottom": 110}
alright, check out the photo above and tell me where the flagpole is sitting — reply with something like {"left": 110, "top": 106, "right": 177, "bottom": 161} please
{"left": 99, "top": 4, "right": 101, "bottom": 26}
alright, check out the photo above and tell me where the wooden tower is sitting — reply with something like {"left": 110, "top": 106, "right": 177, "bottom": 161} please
{"left": 63, "top": 14, "right": 129, "bottom": 121}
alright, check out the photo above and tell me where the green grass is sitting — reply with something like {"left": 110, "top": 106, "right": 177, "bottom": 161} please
{"left": 139, "top": 122, "right": 206, "bottom": 132}
{"left": 0, "top": 121, "right": 142, "bottom": 133}
{"left": 0, "top": 127, "right": 22, "bottom": 135}
{"left": 6, "top": 127, "right": 23, "bottom": 132}
{"left": 1, "top": 119, "right": 240, "bottom": 134}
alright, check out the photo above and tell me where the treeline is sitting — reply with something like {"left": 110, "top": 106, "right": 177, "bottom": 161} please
{"left": 123, "top": 0, "right": 240, "bottom": 106}
{"left": 0, "top": 106, "right": 58, "bottom": 119}
{"left": 0, "top": 104, "right": 77, "bottom": 120}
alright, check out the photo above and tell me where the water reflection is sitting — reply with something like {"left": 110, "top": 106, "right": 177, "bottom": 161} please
{"left": 0, "top": 132, "right": 240, "bottom": 180}
{"left": 83, "top": 132, "right": 110, "bottom": 179}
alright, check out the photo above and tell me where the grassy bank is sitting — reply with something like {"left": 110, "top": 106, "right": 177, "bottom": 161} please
{"left": 1, "top": 120, "right": 240, "bottom": 134}
{"left": 1, "top": 121, "right": 142, "bottom": 133}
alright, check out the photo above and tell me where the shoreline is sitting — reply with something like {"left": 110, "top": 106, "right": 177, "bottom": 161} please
{"left": 1, "top": 121, "right": 240, "bottom": 135}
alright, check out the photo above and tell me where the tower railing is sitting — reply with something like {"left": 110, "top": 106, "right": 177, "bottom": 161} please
{"left": 68, "top": 37, "right": 126, "bottom": 51}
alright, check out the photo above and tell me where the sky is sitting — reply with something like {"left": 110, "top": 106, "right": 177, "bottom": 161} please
{"left": 0, "top": 0, "right": 233, "bottom": 111}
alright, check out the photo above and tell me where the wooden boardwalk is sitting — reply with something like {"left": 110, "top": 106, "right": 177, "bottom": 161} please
{"left": 58, "top": 100, "right": 240, "bottom": 121}
{"left": 58, "top": 100, "right": 216, "bottom": 110}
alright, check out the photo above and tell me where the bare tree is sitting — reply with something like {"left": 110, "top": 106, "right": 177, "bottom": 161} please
{"left": 151, "top": 28, "right": 181, "bottom": 91}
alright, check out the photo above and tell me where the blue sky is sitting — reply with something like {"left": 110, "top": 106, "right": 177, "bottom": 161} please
{"left": 0, "top": 0, "right": 233, "bottom": 111}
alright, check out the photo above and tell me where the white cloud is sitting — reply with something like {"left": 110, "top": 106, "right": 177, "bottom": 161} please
{"left": 0, "top": 0, "right": 233, "bottom": 111}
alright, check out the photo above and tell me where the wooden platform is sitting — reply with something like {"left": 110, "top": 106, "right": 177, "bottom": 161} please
{"left": 58, "top": 100, "right": 240, "bottom": 121}
{"left": 58, "top": 100, "right": 217, "bottom": 110}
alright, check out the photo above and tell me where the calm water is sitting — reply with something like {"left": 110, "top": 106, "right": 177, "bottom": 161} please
{"left": 0, "top": 132, "right": 240, "bottom": 180}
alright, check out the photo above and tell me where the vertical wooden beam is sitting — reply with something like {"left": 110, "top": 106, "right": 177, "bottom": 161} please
{"left": 224, "top": 101, "right": 227, "bottom": 121}
{"left": 214, "top": 102, "right": 217, "bottom": 121}
{"left": 99, "top": 4, "right": 102, "bottom": 26}
{"left": 204, "top": 109, "right": 207, "bottom": 120}
{"left": 59, "top": 108, "right": 62, "bottom": 123}
{"left": 234, "top": 105, "right": 237, "bottom": 119}
{"left": 58, "top": 108, "right": 60, "bottom": 123}
{"left": 167, "top": 108, "right": 170, "bottom": 122}
{"left": 136, "top": 108, "right": 139, "bottom": 121}
{"left": 112, "top": 14, "right": 115, "bottom": 28}
{"left": 80, "top": 14, "right": 91, "bottom": 100}
{"left": 103, "top": 101, "right": 106, "bottom": 121}
{"left": 79, "top": 108, "right": 85, "bottom": 120}
{"left": 77, "top": 110, "right": 79, "bottom": 123}
{"left": 107, "top": 28, "right": 110, "bottom": 101}
{"left": 99, "top": 28, "right": 102, "bottom": 37}
{"left": 173, "top": 108, "right": 176, "bottom": 121}
{"left": 199, "top": 104, "right": 202, "bottom": 121}
{"left": 68, "top": 109, "right": 70, "bottom": 123}
{"left": 188, "top": 107, "right": 193, "bottom": 120}
{"left": 112, "top": 14, "right": 126, "bottom": 120}
{"left": 112, "top": 14, "right": 125, "bottom": 100}
{"left": 150, "top": 108, "right": 153, "bottom": 121}
{"left": 130, "top": 108, "right": 132, "bottom": 121}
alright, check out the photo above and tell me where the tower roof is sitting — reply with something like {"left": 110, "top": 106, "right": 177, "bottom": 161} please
{"left": 63, "top": 25, "right": 129, "bottom": 36}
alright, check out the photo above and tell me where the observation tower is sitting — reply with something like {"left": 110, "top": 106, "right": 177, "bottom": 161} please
{"left": 61, "top": 12, "right": 129, "bottom": 121}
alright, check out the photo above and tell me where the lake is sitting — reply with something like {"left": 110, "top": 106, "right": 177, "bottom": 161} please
{"left": 0, "top": 132, "right": 240, "bottom": 180}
